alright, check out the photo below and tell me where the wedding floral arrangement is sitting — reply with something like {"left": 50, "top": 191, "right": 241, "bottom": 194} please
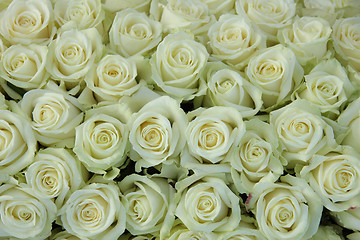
{"left": 1, "top": 0, "right": 360, "bottom": 239}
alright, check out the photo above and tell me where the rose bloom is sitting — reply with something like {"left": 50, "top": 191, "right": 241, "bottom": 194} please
{"left": 166, "top": 221, "right": 219, "bottom": 240}
{"left": 218, "top": 222, "right": 267, "bottom": 240}
{"left": 0, "top": 183, "right": 57, "bottom": 239}
{"left": 46, "top": 28, "right": 103, "bottom": 84}
{"left": 128, "top": 96, "right": 188, "bottom": 171}
{"left": 208, "top": 14, "right": 266, "bottom": 70}
{"left": 278, "top": 16, "right": 332, "bottom": 65}
{"left": 175, "top": 174, "right": 241, "bottom": 232}
{"left": 102, "top": 0, "right": 151, "bottom": 13}
{"left": 150, "top": 31, "right": 209, "bottom": 101}
{"left": 300, "top": 146, "right": 360, "bottom": 211}
{"left": 270, "top": 100, "right": 337, "bottom": 167}
{"left": 246, "top": 44, "right": 303, "bottom": 109}
{"left": 74, "top": 103, "right": 130, "bottom": 175}
{"left": 24, "top": 147, "right": 88, "bottom": 208}
{"left": 332, "top": 17, "right": 360, "bottom": 72}
{"left": 0, "top": 110, "right": 37, "bottom": 175}
{"left": 59, "top": 180, "right": 126, "bottom": 239}
{"left": 109, "top": 8, "right": 162, "bottom": 57}
{"left": 200, "top": 0, "right": 235, "bottom": 17}
{"left": 54, "top": 0, "right": 105, "bottom": 31}
{"left": 0, "top": 0, "right": 56, "bottom": 45}
{"left": 51, "top": 230, "right": 90, "bottom": 240}
{"left": 182, "top": 106, "right": 245, "bottom": 173}
{"left": 235, "top": 0, "right": 296, "bottom": 42}
{"left": 84, "top": 54, "right": 140, "bottom": 102}
{"left": 160, "top": 0, "right": 213, "bottom": 35}
{"left": 202, "top": 64, "right": 263, "bottom": 118}
{"left": 230, "top": 118, "right": 283, "bottom": 193}
{"left": 19, "top": 89, "right": 84, "bottom": 148}
{"left": 0, "top": 44, "right": 49, "bottom": 90}
{"left": 119, "top": 174, "right": 175, "bottom": 238}
{"left": 249, "top": 175, "right": 322, "bottom": 240}
{"left": 293, "top": 59, "right": 354, "bottom": 114}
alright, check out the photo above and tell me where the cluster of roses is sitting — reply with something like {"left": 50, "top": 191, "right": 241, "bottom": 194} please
{"left": 1, "top": 0, "right": 360, "bottom": 239}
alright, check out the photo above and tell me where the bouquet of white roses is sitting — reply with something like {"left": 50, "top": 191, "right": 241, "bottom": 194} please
{"left": 0, "top": 0, "right": 360, "bottom": 239}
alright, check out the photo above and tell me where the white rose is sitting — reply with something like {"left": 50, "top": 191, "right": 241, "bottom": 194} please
{"left": 300, "top": 146, "right": 360, "bottom": 211}
{"left": 303, "top": 0, "right": 353, "bottom": 12}
{"left": 85, "top": 54, "right": 140, "bottom": 102}
{"left": 74, "top": 103, "right": 130, "bottom": 175}
{"left": 109, "top": 8, "right": 162, "bottom": 57}
{"left": 150, "top": 31, "right": 209, "bottom": 100}
{"left": 246, "top": 44, "right": 303, "bottom": 109}
{"left": 168, "top": 225, "right": 219, "bottom": 240}
{"left": 128, "top": 96, "right": 188, "bottom": 171}
{"left": 208, "top": 14, "right": 266, "bottom": 70}
{"left": 332, "top": 17, "right": 360, "bottom": 71}
{"left": 218, "top": 223, "right": 267, "bottom": 240}
{"left": 46, "top": 28, "right": 103, "bottom": 84}
{"left": 102, "top": 0, "right": 151, "bottom": 13}
{"left": 0, "top": 44, "right": 48, "bottom": 90}
{"left": 202, "top": 66, "right": 263, "bottom": 118}
{"left": 293, "top": 59, "right": 354, "bottom": 114}
{"left": 19, "top": 89, "right": 84, "bottom": 148}
{"left": 175, "top": 174, "right": 241, "bottom": 232}
{"left": 160, "top": 0, "right": 213, "bottom": 35}
{"left": 235, "top": 0, "right": 296, "bottom": 41}
{"left": 59, "top": 181, "right": 126, "bottom": 239}
{"left": 270, "top": 100, "right": 337, "bottom": 167}
{"left": 0, "top": 0, "right": 56, "bottom": 45}
{"left": 119, "top": 174, "right": 175, "bottom": 238}
{"left": 24, "top": 147, "right": 87, "bottom": 208}
{"left": 278, "top": 16, "right": 332, "bottom": 65}
{"left": 182, "top": 106, "right": 245, "bottom": 173}
{"left": 230, "top": 118, "right": 283, "bottom": 193}
{"left": 0, "top": 110, "right": 37, "bottom": 175}
{"left": 0, "top": 184, "right": 57, "bottom": 239}
{"left": 51, "top": 230, "right": 90, "bottom": 240}
{"left": 250, "top": 175, "right": 322, "bottom": 240}
{"left": 332, "top": 207, "right": 360, "bottom": 232}
{"left": 200, "top": 0, "right": 235, "bottom": 17}
{"left": 0, "top": 38, "right": 6, "bottom": 61}
{"left": 54, "top": 0, "right": 104, "bottom": 31}
{"left": 338, "top": 97, "right": 360, "bottom": 150}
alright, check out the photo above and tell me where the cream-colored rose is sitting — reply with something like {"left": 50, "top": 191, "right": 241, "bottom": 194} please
{"left": 294, "top": 59, "right": 354, "bottom": 114}
{"left": 59, "top": 181, "right": 126, "bottom": 239}
{"left": 175, "top": 175, "right": 241, "bottom": 232}
{"left": 183, "top": 106, "right": 245, "bottom": 171}
{"left": 0, "top": 184, "right": 56, "bottom": 239}
{"left": 250, "top": 175, "right": 322, "bottom": 240}
{"left": 0, "top": 44, "right": 48, "bottom": 90}
{"left": 278, "top": 16, "right": 332, "bottom": 65}
{"left": 208, "top": 14, "right": 266, "bottom": 70}
{"left": 119, "top": 174, "right": 175, "bottom": 238}
{"left": 200, "top": 0, "right": 235, "bottom": 17}
{"left": 51, "top": 230, "right": 90, "bottom": 240}
{"left": 167, "top": 224, "right": 219, "bottom": 240}
{"left": 85, "top": 54, "right": 140, "bottom": 102}
{"left": 235, "top": 0, "right": 296, "bottom": 41}
{"left": 203, "top": 66, "right": 263, "bottom": 118}
{"left": 332, "top": 206, "right": 360, "bottom": 231}
{"left": 46, "top": 28, "right": 103, "bottom": 84}
{"left": 304, "top": 0, "right": 354, "bottom": 12}
{"left": 160, "top": 0, "right": 213, "bottom": 35}
{"left": 150, "top": 31, "right": 209, "bottom": 100}
{"left": 230, "top": 118, "right": 283, "bottom": 193}
{"left": 270, "top": 100, "right": 337, "bottom": 167}
{"left": 24, "top": 147, "right": 87, "bottom": 208}
{"left": 338, "top": 97, "right": 360, "bottom": 150}
{"left": 19, "top": 89, "right": 84, "bottom": 148}
{"left": 300, "top": 146, "right": 360, "bottom": 211}
{"left": 54, "top": 0, "right": 104, "bottom": 31}
{"left": 0, "top": 110, "right": 37, "bottom": 175}
{"left": 109, "top": 8, "right": 162, "bottom": 57}
{"left": 246, "top": 44, "right": 303, "bottom": 109}
{"left": 218, "top": 223, "right": 267, "bottom": 240}
{"left": 0, "top": 0, "right": 56, "bottom": 45}
{"left": 102, "top": 0, "right": 151, "bottom": 13}
{"left": 128, "top": 96, "right": 188, "bottom": 171}
{"left": 332, "top": 17, "right": 360, "bottom": 71}
{"left": 74, "top": 104, "right": 129, "bottom": 175}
